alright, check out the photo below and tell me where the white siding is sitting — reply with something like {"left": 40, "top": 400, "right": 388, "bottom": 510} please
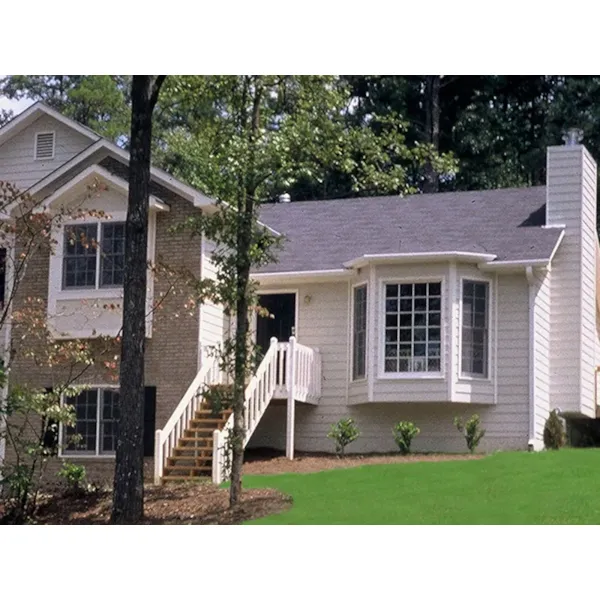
{"left": 250, "top": 271, "right": 531, "bottom": 453}
{"left": 0, "top": 114, "right": 93, "bottom": 192}
{"left": 532, "top": 269, "right": 551, "bottom": 443}
{"left": 547, "top": 145, "right": 597, "bottom": 417}
{"left": 199, "top": 237, "right": 228, "bottom": 365}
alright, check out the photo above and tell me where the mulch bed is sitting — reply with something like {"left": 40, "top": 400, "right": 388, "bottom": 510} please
{"left": 242, "top": 448, "right": 484, "bottom": 475}
{"left": 32, "top": 484, "right": 291, "bottom": 525}
{"left": 8, "top": 450, "right": 482, "bottom": 524}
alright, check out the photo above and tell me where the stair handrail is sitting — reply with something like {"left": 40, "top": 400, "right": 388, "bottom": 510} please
{"left": 212, "top": 336, "right": 278, "bottom": 484}
{"left": 154, "top": 353, "right": 220, "bottom": 484}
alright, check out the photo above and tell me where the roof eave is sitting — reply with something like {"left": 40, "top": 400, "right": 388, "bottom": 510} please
{"left": 343, "top": 251, "right": 498, "bottom": 269}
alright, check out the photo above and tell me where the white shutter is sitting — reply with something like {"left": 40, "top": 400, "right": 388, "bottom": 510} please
{"left": 35, "top": 132, "right": 55, "bottom": 160}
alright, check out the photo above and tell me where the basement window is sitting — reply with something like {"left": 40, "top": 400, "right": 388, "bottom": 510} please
{"left": 34, "top": 131, "right": 55, "bottom": 160}
{"left": 61, "top": 388, "right": 120, "bottom": 456}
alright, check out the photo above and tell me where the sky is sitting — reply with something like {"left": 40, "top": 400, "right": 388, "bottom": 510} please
{"left": 0, "top": 84, "right": 34, "bottom": 115}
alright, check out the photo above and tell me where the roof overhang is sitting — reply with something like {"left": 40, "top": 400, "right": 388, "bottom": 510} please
{"left": 343, "top": 251, "right": 498, "bottom": 269}
{"left": 31, "top": 164, "right": 169, "bottom": 213}
{"left": 252, "top": 269, "right": 351, "bottom": 284}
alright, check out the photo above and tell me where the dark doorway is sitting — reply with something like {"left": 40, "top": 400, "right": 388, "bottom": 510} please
{"left": 256, "top": 293, "right": 296, "bottom": 356}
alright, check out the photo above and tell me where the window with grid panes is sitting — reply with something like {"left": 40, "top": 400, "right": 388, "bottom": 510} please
{"left": 461, "top": 280, "right": 489, "bottom": 377}
{"left": 383, "top": 282, "right": 442, "bottom": 373}
{"left": 63, "top": 222, "right": 125, "bottom": 289}
{"left": 352, "top": 285, "right": 367, "bottom": 380}
{"left": 62, "top": 389, "right": 120, "bottom": 455}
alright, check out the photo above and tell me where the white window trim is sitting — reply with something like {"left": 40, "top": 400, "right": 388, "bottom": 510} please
{"left": 34, "top": 130, "right": 56, "bottom": 161}
{"left": 351, "top": 282, "right": 368, "bottom": 382}
{"left": 378, "top": 275, "right": 447, "bottom": 380}
{"left": 61, "top": 216, "right": 127, "bottom": 292}
{"left": 58, "top": 385, "right": 120, "bottom": 459}
{"left": 458, "top": 275, "right": 493, "bottom": 382}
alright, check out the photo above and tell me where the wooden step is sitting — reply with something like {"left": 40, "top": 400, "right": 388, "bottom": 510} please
{"left": 189, "top": 418, "right": 226, "bottom": 427}
{"left": 178, "top": 437, "right": 213, "bottom": 447}
{"left": 163, "top": 465, "right": 212, "bottom": 477}
{"left": 195, "top": 409, "right": 232, "bottom": 418}
{"left": 168, "top": 456, "right": 211, "bottom": 467}
{"left": 161, "top": 475, "right": 209, "bottom": 483}
{"left": 173, "top": 447, "right": 213, "bottom": 457}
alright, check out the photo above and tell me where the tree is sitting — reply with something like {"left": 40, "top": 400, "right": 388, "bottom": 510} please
{"left": 111, "top": 75, "right": 165, "bottom": 525}
{"left": 165, "top": 75, "right": 456, "bottom": 507}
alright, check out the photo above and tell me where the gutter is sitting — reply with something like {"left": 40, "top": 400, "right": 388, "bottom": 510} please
{"left": 344, "top": 251, "right": 497, "bottom": 269}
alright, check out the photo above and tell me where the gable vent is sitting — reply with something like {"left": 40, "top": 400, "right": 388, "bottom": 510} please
{"left": 35, "top": 132, "right": 55, "bottom": 160}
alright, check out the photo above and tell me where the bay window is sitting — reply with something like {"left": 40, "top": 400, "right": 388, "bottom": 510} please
{"left": 461, "top": 280, "right": 489, "bottom": 377}
{"left": 352, "top": 285, "right": 367, "bottom": 380}
{"left": 384, "top": 282, "right": 442, "bottom": 374}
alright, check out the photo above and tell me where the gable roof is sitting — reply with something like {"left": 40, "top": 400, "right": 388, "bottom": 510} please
{"left": 255, "top": 186, "right": 564, "bottom": 274}
{"left": 0, "top": 103, "right": 216, "bottom": 212}
{"left": 0, "top": 101, "right": 101, "bottom": 147}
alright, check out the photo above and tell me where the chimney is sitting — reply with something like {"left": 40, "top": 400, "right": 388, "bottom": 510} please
{"left": 546, "top": 136, "right": 598, "bottom": 418}
{"left": 278, "top": 193, "right": 291, "bottom": 204}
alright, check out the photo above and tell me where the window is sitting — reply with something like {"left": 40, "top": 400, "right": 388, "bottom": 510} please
{"left": 352, "top": 285, "right": 367, "bottom": 380}
{"left": 384, "top": 282, "right": 442, "bottom": 374}
{"left": 62, "top": 388, "right": 120, "bottom": 456}
{"left": 461, "top": 280, "right": 489, "bottom": 377}
{"left": 63, "top": 222, "right": 125, "bottom": 289}
{"left": 34, "top": 131, "right": 55, "bottom": 160}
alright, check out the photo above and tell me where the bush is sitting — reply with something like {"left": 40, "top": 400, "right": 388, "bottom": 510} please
{"left": 393, "top": 421, "right": 420, "bottom": 455}
{"left": 543, "top": 410, "right": 566, "bottom": 450}
{"left": 203, "top": 383, "right": 234, "bottom": 417}
{"left": 327, "top": 418, "right": 360, "bottom": 456}
{"left": 454, "top": 414, "right": 486, "bottom": 453}
{"left": 57, "top": 462, "right": 87, "bottom": 495}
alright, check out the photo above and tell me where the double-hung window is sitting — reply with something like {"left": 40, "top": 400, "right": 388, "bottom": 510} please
{"left": 384, "top": 282, "right": 442, "bottom": 374}
{"left": 63, "top": 222, "right": 126, "bottom": 290}
{"left": 62, "top": 388, "right": 120, "bottom": 456}
{"left": 352, "top": 285, "right": 367, "bottom": 380}
{"left": 461, "top": 280, "right": 489, "bottom": 377}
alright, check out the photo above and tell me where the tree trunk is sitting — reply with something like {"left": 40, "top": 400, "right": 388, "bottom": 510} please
{"left": 112, "top": 75, "right": 164, "bottom": 524}
{"left": 229, "top": 77, "right": 263, "bottom": 507}
{"left": 422, "top": 75, "right": 441, "bottom": 194}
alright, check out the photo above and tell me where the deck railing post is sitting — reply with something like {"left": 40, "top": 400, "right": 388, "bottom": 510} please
{"left": 154, "top": 430, "right": 163, "bottom": 485}
{"left": 286, "top": 336, "right": 296, "bottom": 460}
{"left": 212, "top": 430, "right": 222, "bottom": 485}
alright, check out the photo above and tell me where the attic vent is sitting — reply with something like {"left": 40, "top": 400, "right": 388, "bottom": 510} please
{"left": 35, "top": 132, "right": 55, "bottom": 160}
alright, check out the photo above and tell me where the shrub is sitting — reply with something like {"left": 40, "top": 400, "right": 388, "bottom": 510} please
{"left": 543, "top": 410, "right": 566, "bottom": 450}
{"left": 393, "top": 421, "right": 420, "bottom": 455}
{"left": 203, "top": 383, "right": 234, "bottom": 417}
{"left": 327, "top": 418, "right": 360, "bottom": 456}
{"left": 454, "top": 414, "right": 486, "bottom": 453}
{"left": 57, "top": 462, "right": 87, "bottom": 495}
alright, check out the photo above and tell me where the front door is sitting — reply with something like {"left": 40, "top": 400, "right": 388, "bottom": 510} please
{"left": 256, "top": 293, "right": 296, "bottom": 356}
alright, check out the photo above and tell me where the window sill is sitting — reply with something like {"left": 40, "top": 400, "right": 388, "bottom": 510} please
{"left": 351, "top": 377, "right": 367, "bottom": 384}
{"left": 56, "top": 287, "right": 124, "bottom": 301}
{"left": 377, "top": 372, "right": 446, "bottom": 381}
{"left": 457, "top": 374, "right": 492, "bottom": 383}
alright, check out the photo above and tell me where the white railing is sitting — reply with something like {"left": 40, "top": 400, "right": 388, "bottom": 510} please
{"left": 212, "top": 337, "right": 279, "bottom": 484}
{"left": 212, "top": 336, "right": 322, "bottom": 483}
{"left": 154, "top": 354, "right": 221, "bottom": 484}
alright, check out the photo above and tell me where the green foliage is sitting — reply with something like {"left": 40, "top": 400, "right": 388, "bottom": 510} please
{"left": 392, "top": 421, "right": 421, "bottom": 455}
{"left": 57, "top": 462, "right": 87, "bottom": 495}
{"left": 327, "top": 418, "right": 360, "bottom": 456}
{"left": 454, "top": 414, "right": 486, "bottom": 454}
{"left": 0, "top": 384, "right": 81, "bottom": 524}
{"left": 203, "top": 383, "right": 234, "bottom": 417}
{"left": 543, "top": 410, "right": 566, "bottom": 450}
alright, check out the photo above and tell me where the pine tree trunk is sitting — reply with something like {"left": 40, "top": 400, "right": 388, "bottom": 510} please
{"left": 229, "top": 77, "right": 263, "bottom": 507}
{"left": 112, "top": 75, "right": 164, "bottom": 524}
{"left": 423, "top": 75, "right": 441, "bottom": 194}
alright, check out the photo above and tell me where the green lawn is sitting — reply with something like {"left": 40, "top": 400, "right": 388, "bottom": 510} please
{"left": 242, "top": 449, "right": 600, "bottom": 524}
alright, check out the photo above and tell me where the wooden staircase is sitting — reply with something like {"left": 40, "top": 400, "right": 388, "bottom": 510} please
{"left": 161, "top": 406, "right": 232, "bottom": 482}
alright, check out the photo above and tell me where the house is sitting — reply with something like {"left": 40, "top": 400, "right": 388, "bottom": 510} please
{"left": 0, "top": 103, "right": 599, "bottom": 485}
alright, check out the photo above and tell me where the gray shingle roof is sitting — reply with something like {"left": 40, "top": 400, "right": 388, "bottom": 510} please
{"left": 255, "top": 186, "right": 563, "bottom": 273}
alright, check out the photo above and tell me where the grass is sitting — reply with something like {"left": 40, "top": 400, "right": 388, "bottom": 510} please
{"left": 242, "top": 449, "right": 600, "bottom": 524}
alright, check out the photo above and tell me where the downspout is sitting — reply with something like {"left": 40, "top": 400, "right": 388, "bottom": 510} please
{"left": 525, "top": 266, "right": 538, "bottom": 450}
